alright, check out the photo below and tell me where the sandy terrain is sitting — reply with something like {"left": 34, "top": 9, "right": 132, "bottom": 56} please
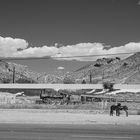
{"left": 0, "top": 109, "right": 140, "bottom": 125}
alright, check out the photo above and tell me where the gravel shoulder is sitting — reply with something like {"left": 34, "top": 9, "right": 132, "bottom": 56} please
{"left": 0, "top": 109, "right": 140, "bottom": 125}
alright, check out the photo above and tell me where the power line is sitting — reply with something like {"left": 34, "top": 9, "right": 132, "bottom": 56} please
{"left": 0, "top": 51, "right": 139, "bottom": 61}
{"left": 0, "top": 56, "right": 51, "bottom": 61}
{"left": 53, "top": 52, "right": 138, "bottom": 58}
{"left": 0, "top": 60, "right": 32, "bottom": 83}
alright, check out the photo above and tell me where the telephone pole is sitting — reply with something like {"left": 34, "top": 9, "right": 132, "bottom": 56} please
{"left": 12, "top": 66, "right": 15, "bottom": 83}
{"left": 89, "top": 70, "right": 92, "bottom": 84}
{"left": 102, "top": 70, "right": 104, "bottom": 81}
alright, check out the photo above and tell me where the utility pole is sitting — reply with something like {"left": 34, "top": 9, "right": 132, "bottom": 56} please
{"left": 102, "top": 68, "right": 106, "bottom": 83}
{"left": 12, "top": 66, "right": 15, "bottom": 83}
{"left": 89, "top": 70, "right": 92, "bottom": 84}
{"left": 102, "top": 70, "right": 104, "bottom": 82}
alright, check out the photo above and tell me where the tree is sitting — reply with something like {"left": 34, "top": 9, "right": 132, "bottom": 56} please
{"left": 2, "top": 78, "right": 11, "bottom": 83}
{"left": 16, "top": 78, "right": 36, "bottom": 83}
{"left": 63, "top": 76, "right": 75, "bottom": 84}
{"left": 82, "top": 79, "right": 86, "bottom": 84}
{"left": 103, "top": 82, "right": 114, "bottom": 91}
{"left": 123, "top": 62, "right": 128, "bottom": 67}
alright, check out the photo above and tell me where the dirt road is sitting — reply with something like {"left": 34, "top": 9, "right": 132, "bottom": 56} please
{"left": 0, "top": 109, "right": 140, "bottom": 125}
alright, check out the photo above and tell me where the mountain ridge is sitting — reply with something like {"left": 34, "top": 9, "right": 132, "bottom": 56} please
{"left": 0, "top": 53, "right": 140, "bottom": 84}
{"left": 73, "top": 52, "right": 140, "bottom": 84}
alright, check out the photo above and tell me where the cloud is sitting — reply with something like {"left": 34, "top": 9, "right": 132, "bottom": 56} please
{"left": 57, "top": 66, "right": 65, "bottom": 70}
{"left": 0, "top": 36, "right": 140, "bottom": 61}
{"left": 53, "top": 42, "right": 140, "bottom": 61}
{"left": 15, "top": 46, "right": 58, "bottom": 57}
{"left": 0, "top": 36, "right": 28, "bottom": 57}
{"left": 138, "top": 1, "right": 140, "bottom": 5}
{"left": 0, "top": 36, "right": 59, "bottom": 58}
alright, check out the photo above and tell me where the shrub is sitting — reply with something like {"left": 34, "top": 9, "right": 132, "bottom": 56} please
{"left": 107, "top": 59, "right": 113, "bottom": 64}
{"left": 94, "top": 63, "right": 101, "bottom": 67}
{"left": 116, "top": 57, "right": 120, "bottom": 60}
{"left": 2, "top": 78, "right": 11, "bottom": 83}
{"left": 123, "top": 62, "right": 128, "bottom": 67}
{"left": 16, "top": 78, "right": 37, "bottom": 83}
{"left": 63, "top": 76, "right": 75, "bottom": 84}
{"left": 103, "top": 82, "right": 114, "bottom": 91}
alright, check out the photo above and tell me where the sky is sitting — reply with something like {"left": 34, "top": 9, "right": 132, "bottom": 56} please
{"left": 0, "top": 0, "right": 140, "bottom": 74}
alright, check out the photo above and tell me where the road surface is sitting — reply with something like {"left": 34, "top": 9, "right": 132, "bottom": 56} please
{"left": 0, "top": 123, "right": 140, "bottom": 140}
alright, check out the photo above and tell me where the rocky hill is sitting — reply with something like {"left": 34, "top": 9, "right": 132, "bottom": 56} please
{"left": 1, "top": 52, "right": 140, "bottom": 84}
{"left": 0, "top": 60, "right": 69, "bottom": 84}
{"left": 0, "top": 60, "right": 42, "bottom": 83}
{"left": 73, "top": 52, "right": 140, "bottom": 84}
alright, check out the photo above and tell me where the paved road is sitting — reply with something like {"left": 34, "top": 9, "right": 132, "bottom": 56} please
{"left": 0, "top": 123, "right": 140, "bottom": 140}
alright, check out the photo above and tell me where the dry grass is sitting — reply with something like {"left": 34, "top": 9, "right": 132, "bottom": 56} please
{"left": 0, "top": 101, "right": 139, "bottom": 113}
{"left": 0, "top": 95, "right": 140, "bottom": 116}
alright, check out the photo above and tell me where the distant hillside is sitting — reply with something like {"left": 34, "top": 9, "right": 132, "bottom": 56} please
{"left": 0, "top": 60, "right": 42, "bottom": 83}
{"left": 73, "top": 53, "right": 140, "bottom": 84}
{"left": 1, "top": 53, "right": 140, "bottom": 84}
{"left": 0, "top": 60, "right": 68, "bottom": 84}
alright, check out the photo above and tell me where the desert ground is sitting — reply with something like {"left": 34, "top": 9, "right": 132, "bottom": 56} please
{"left": 0, "top": 109, "right": 140, "bottom": 125}
{"left": 0, "top": 91, "right": 140, "bottom": 125}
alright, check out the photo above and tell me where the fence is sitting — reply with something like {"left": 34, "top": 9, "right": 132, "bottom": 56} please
{"left": 0, "top": 92, "right": 15, "bottom": 104}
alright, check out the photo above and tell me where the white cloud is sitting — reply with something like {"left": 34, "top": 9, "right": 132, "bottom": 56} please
{"left": 53, "top": 42, "right": 140, "bottom": 61}
{"left": 0, "top": 36, "right": 140, "bottom": 61}
{"left": 14, "top": 46, "right": 58, "bottom": 57}
{"left": 57, "top": 66, "right": 65, "bottom": 70}
{"left": 0, "top": 36, "right": 59, "bottom": 58}
{"left": 0, "top": 36, "right": 28, "bottom": 57}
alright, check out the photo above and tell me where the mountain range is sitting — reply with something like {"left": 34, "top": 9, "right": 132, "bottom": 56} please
{"left": 74, "top": 52, "right": 140, "bottom": 84}
{"left": 0, "top": 52, "right": 140, "bottom": 84}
